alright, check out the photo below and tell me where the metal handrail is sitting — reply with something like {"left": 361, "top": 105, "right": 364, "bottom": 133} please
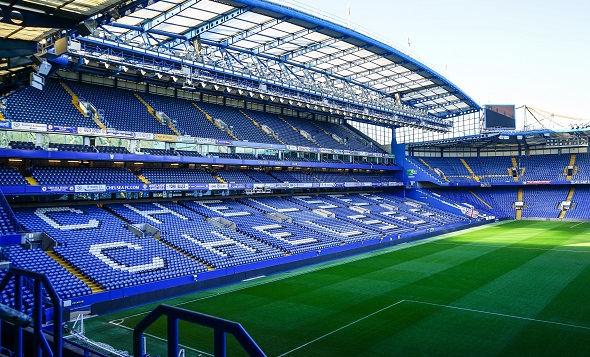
{"left": 133, "top": 304, "right": 266, "bottom": 357}
{"left": 0, "top": 268, "right": 63, "bottom": 357}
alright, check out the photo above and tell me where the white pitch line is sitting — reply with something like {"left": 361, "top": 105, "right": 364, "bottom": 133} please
{"left": 406, "top": 300, "right": 590, "bottom": 331}
{"left": 431, "top": 241, "right": 590, "bottom": 253}
{"left": 107, "top": 321, "right": 213, "bottom": 356}
{"left": 277, "top": 300, "right": 406, "bottom": 357}
{"left": 570, "top": 222, "right": 585, "bottom": 229}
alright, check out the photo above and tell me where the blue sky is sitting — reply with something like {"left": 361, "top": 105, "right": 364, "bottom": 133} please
{"left": 290, "top": 0, "right": 589, "bottom": 127}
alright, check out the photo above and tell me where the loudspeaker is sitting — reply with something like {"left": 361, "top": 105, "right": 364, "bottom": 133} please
{"left": 30, "top": 54, "right": 43, "bottom": 67}
{"left": 29, "top": 72, "right": 44, "bottom": 90}
{"left": 54, "top": 37, "right": 67, "bottom": 56}
{"left": 75, "top": 21, "right": 95, "bottom": 37}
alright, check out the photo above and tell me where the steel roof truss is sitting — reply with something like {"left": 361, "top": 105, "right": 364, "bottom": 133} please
{"left": 364, "top": 69, "right": 426, "bottom": 87}
{"left": 326, "top": 53, "right": 382, "bottom": 75}
{"left": 303, "top": 44, "right": 371, "bottom": 69}
{"left": 204, "top": 16, "right": 290, "bottom": 55}
{"left": 279, "top": 36, "right": 347, "bottom": 62}
{"left": 381, "top": 78, "right": 431, "bottom": 93}
{"left": 347, "top": 61, "right": 407, "bottom": 81}
{"left": 423, "top": 99, "right": 462, "bottom": 111}
{"left": 114, "top": 0, "right": 203, "bottom": 44}
{"left": 405, "top": 90, "right": 456, "bottom": 104}
{"left": 248, "top": 25, "right": 322, "bottom": 57}
{"left": 159, "top": 5, "right": 254, "bottom": 51}
{"left": 400, "top": 85, "right": 446, "bottom": 99}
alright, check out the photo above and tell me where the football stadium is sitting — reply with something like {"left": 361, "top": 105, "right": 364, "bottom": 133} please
{"left": 0, "top": 0, "right": 589, "bottom": 355}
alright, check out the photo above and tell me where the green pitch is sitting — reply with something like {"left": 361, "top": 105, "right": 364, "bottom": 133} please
{"left": 77, "top": 220, "right": 590, "bottom": 356}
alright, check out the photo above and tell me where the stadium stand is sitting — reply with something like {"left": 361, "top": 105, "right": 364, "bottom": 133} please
{"left": 139, "top": 168, "right": 216, "bottom": 184}
{"left": 0, "top": 166, "right": 27, "bottom": 186}
{"left": 68, "top": 81, "right": 176, "bottom": 135}
{"left": 14, "top": 205, "right": 208, "bottom": 291}
{"left": 30, "top": 167, "right": 141, "bottom": 185}
{"left": 5, "top": 79, "right": 97, "bottom": 128}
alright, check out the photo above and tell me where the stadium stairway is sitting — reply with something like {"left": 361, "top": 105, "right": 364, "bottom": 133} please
{"left": 46, "top": 250, "right": 105, "bottom": 293}
{"left": 239, "top": 110, "right": 285, "bottom": 145}
{"left": 565, "top": 154, "right": 577, "bottom": 181}
{"left": 510, "top": 157, "right": 519, "bottom": 182}
{"left": 558, "top": 187, "right": 575, "bottom": 219}
{"left": 134, "top": 93, "right": 181, "bottom": 136}
{"left": 153, "top": 233, "right": 215, "bottom": 271}
{"left": 460, "top": 158, "right": 480, "bottom": 182}
{"left": 516, "top": 188, "right": 524, "bottom": 220}
{"left": 214, "top": 175, "right": 226, "bottom": 184}
{"left": 468, "top": 190, "right": 493, "bottom": 210}
{"left": 137, "top": 174, "right": 150, "bottom": 184}
{"left": 311, "top": 121, "right": 347, "bottom": 149}
{"left": 277, "top": 116, "right": 320, "bottom": 147}
{"left": 191, "top": 102, "right": 239, "bottom": 141}
{"left": 25, "top": 176, "right": 38, "bottom": 185}
{"left": 419, "top": 158, "right": 450, "bottom": 182}
{"left": 60, "top": 82, "right": 108, "bottom": 130}
{"left": 60, "top": 82, "right": 88, "bottom": 117}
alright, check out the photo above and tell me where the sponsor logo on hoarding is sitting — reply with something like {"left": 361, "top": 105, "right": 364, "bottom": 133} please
{"left": 12, "top": 122, "right": 47, "bottom": 132}
{"left": 75, "top": 185, "right": 106, "bottom": 193}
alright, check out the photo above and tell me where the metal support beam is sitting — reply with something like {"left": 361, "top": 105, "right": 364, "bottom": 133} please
{"left": 116, "top": 0, "right": 203, "bottom": 44}
{"left": 279, "top": 36, "right": 347, "bottom": 62}
{"left": 0, "top": 4, "right": 84, "bottom": 28}
{"left": 204, "top": 16, "right": 290, "bottom": 55}
{"left": 406, "top": 90, "right": 456, "bottom": 104}
{"left": 73, "top": 37, "right": 457, "bottom": 130}
{"left": 347, "top": 61, "right": 408, "bottom": 81}
{"left": 0, "top": 39, "right": 37, "bottom": 58}
{"left": 302, "top": 44, "right": 371, "bottom": 69}
{"left": 363, "top": 69, "right": 426, "bottom": 87}
{"left": 382, "top": 77, "right": 431, "bottom": 93}
{"left": 160, "top": 6, "right": 254, "bottom": 50}
{"left": 249, "top": 25, "right": 321, "bottom": 56}
{"left": 326, "top": 53, "right": 382, "bottom": 74}
{"left": 423, "top": 99, "right": 462, "bottom": 111}
{"left": 398, "top": 83, "right": 441, "bottom": 97}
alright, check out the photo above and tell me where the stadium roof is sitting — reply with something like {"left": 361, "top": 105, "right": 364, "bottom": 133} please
{"left": 406, "top": 129, "right": 590, "bottom": 149}
{"left": 2, "top": 0, "right": 482, "bottom": 130}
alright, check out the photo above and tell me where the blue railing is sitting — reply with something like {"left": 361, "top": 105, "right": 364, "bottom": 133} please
{"left": 133, "top": 304, "right": 266, "bottom": 357}
{"left": 0, "top": 268, "right": 63, "bottom": 357}
{"left": 0, "top": 188, "right": 22, "bottom": 233}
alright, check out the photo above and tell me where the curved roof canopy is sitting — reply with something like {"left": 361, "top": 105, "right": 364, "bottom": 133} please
{"left": 5, "top": 0, "right": 482, "bottom": 130}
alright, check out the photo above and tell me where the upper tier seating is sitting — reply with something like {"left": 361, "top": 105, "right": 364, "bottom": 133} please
{"left": 241, "top": 109, "right": 318, "bottom": 148}
{"left": 196, "top": 102, "right": 281, "bottom": 144}
{"left": 3, "top": 79, "right": 386, "bottom": 153}
{"left": 31, "top": 167, "right": 141, "bottom": 185}
{"left": 95, "top": 145, "right": 131, "bottom": 154}
{"left": 69, "top": 81, "right": 175, "bottom": 135}
{"left": 141, "top": 93, "right": 234, "bottom": 140}
{"left": 139, "top": 168, "right": 217, "bottom": 184}
{"left": 414, "top": 155, "right": 577, "bottom": 183}
{"left": 48, "top": 143, "right": 96, "bottom": 153}
{"left": 0, "top": 166, "right": 27, "bottom": 186}
{"left": 9, "top": 141, "right": 43, "bottom": 150}
{"left": 6, "top": 79, "right": 98, "bottom": 128}
{"left": 319, "top": 121, "right": 387, "bottom": 154}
